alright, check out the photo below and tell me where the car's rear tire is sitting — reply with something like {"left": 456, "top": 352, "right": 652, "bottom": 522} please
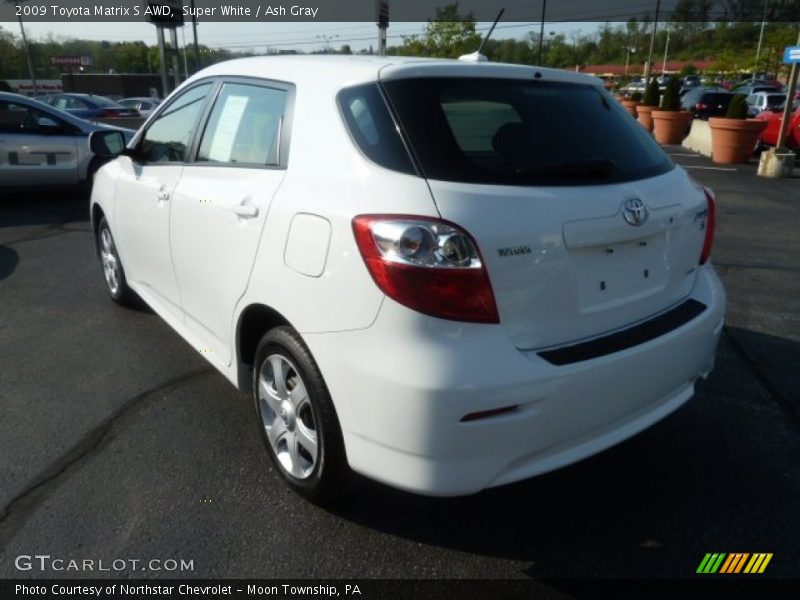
{"left": 253, "top": 326, "right": 348, "bottom": 503}
{"left": 97, "top": 217, "right": 137, "bottom": 307}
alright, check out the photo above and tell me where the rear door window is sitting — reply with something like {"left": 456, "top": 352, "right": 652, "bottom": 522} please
{"left": 382, "top": 77, "right": 673, "bottom": 186}
{"left": 197, "top": 82, "right": 288, "bottom": 167}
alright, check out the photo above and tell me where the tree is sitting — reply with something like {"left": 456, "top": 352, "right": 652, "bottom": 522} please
{"left": 397, "top": 3, "right": 481, "bottom": 59}
{"left": 643, "top": 78, "right": 661, "bottom": 107}
{"left": 661, "top": 76, "right": 682, "bottom": 110}
{"left": 680, "top": 63, "right": 698, "bottom": 76}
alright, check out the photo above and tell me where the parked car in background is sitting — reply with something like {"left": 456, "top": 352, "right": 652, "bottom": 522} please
{"left": 118, "top": 97, "right": 161, "bottom": 117}
{"left": 682, "top": 75, "right": 701, "bottom": 88}
{"left": 733, "top": 83, "right": 782, "bottom": 97}
{"left": 680, "top": 88, "right": 735, "bottom": 119}
{"left": 746, "top": 91, "right": 787, "bottom": 117}
{"left": 736, "top": 77, "right": 783, "bottom": 91}
{"left": 623, "top": 78, "right": 646, "bottom": 94}
{"left": 756, "top": 103, "right": 800, "bottom": 150}
{"left": 38, "top": 93, "right": 138, "bottom": 119}
{"left": 656, "top": 74, "right": 673, "bottom": 90}
{"left": 0, "top": 91, "right": 134, "bottom": 188}
{"left": 88, "top": 55, "right": 724, "bottom": 500}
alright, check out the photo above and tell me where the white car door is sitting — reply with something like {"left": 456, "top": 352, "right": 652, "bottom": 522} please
{"left": 0, "top": 100, "right": 79, "bottom": 186}
{"left": 113, "top": 82, "right": 214, "bottom": 321}
{"left": 170, "top": 80, "right": 292, "bottom": 364}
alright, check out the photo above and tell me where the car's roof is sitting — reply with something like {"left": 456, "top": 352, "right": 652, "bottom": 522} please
{"left": 189, "top": 55, "right": 601, "bottom": 91}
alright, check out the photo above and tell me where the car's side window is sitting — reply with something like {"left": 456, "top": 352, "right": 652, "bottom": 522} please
{"left": 0, "top": 101, "right": 70, "bottom": 134}
{"left": 139, "top": 82, "right": 213, "bottom": 164}
{"left": 337, "top": 84, "right": 415, "bottom": 175}
{"left": 196, "top": 82, "right": 287, "bottom": 167}
{"left": 0, "top": 101, "right": 29, "bottom": 133}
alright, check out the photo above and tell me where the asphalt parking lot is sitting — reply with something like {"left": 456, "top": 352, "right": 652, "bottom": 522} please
{"left": 0, "top": 152, "right": 798, "bottom": 588}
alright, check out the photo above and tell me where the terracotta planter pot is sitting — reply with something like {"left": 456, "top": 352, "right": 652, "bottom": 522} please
{"left": 708, "top": 118, "right": 769, "bottom": 164}
{"left": 621, "top": 99, "right": 639, "bottom": 117}
{"left": 636, "top": 105, "right": 657, "bottom": 131}
{"left": 652, "top": 110, "right": 694, "bottom": 145}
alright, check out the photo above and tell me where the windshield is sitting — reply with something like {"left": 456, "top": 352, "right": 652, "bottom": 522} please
{"left": 381, "top": 77, "right": 673, "bottom": 186}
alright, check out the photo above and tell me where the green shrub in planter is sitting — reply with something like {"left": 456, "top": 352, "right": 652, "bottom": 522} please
{"left": 631, "top": 91, "right": 643, "bottom": 102}
{"left": 726, "top": 94, "right": 748, "bottom": 119}
{"left": 661, "top": 77, "right": 681, "bottom": 111}
{"left": 642, "top": 78, "right": 661, "bottom": 107}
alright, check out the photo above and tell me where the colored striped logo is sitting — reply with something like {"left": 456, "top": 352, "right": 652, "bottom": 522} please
{"left": 696, "top": 553, "right": 773, "bottom": 574}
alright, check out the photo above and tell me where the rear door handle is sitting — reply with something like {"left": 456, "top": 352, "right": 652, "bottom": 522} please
{"left": 232, "top": 203, "right": 258, "bottom": 218}
{"left": 156, "top": 189, "right": 169, "bottom": 202}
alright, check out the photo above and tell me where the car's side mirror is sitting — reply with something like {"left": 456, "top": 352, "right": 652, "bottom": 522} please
{"left": 90, "top": 130, "right": 127, "bottom": 157}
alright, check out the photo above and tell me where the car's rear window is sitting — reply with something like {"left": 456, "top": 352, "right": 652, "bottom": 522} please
{"left": 381, "top": 77, "right": 673, "bottom": 186}
{"left": 703, "top": 93, "right": 733, "bottom": 104}
{"left": 86, "top": 95, "right": 118, "bottom": 107}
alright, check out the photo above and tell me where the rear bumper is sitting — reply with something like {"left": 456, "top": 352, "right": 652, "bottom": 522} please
{"left": 303, "top": 265, "right": 725, "bottom": 496}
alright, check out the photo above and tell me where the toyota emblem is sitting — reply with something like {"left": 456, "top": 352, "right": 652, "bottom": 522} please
{"left": 622, "top": 198, "right": 648, "bottom": 226}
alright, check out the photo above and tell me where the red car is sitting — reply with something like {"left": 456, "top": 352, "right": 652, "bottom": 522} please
{"left": 756, "top": 106, "right": 800, "bottom": 150}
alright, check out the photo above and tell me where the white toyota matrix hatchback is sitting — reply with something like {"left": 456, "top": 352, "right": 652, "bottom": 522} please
{"left": 89, "top": 56, "right": 725, "bottom": 501}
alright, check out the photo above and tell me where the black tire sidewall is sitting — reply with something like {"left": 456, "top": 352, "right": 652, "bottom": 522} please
{"left": 97, "top": 217, "right": 133, "bottom": 304}
{"left": 252, "top": 326, "right": 345, "bottom": 501}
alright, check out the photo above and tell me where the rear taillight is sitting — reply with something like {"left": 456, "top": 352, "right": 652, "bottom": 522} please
{"left": 102, "top": 109, "right": 120, "bottom": 118}
{"left": 352, "top": 215, "right": 499, "bottom": 323}
{"left": 699, "top": 187, "right": 716, "bottom": 265}
{"left": 695, "top": 103, "right": 707, "bottom": 110}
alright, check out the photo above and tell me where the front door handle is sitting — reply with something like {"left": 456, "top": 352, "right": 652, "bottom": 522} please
{"left": 156, "top": 189, "right": 169, "bottom": 202}
{"left": 232, "top": 203, "right": 258, "bottom": 218}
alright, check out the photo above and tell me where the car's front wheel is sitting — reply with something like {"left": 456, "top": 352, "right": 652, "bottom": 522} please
{"left": 253, "top": 326, "right": 347, "bottom": 503}
{"left": 97, "top": 217, "right": 137, "bottom": 306}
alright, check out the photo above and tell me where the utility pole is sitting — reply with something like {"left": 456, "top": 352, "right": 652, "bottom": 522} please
{"left": 316, "top": 34, "right": 339, "bottom": 54}
{"left": 181, "top": 26, "right": 189, "bottom": 78}
{"left": 624, "top": 46, "right": 636, "bottom": 77}
{"left": 662, "top": 28, "right": 670, "bottom": 75}
{"left": 755, "top": 0, "right": 769, "bottom": 76}
{"left": 190, "top": 0, "right": 200, "bottom": 72}
{"left": 169, "top": 27, "right": 181, "bottom": 89}
{"left": 644, "top": 0, "right": 661, "bottom": 83}
{"left": 14, "top": 0, "right": 37, "bottom": 95}
{"left": 156, "top": 26, "right": 169, "bottom": 98}
{"left": 376, "top": 0, "right": 388, "bottom": 57}
{"left": 538, "top": 0, "right": 547, "bottom": 65}
{"left": 148, "top": 1, "right": 184, "bottom": 95}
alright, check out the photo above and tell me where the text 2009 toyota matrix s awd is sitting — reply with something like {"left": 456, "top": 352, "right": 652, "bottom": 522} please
{"left": 89, "top": 56, "right": 725, "bottom": 501}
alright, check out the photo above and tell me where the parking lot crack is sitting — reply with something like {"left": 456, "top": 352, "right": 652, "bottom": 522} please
{"left": 0, "top": 367, "right": 214, "bottom": 546}
{"left": 2, "top": 224, "right": 89, "bottom": 247}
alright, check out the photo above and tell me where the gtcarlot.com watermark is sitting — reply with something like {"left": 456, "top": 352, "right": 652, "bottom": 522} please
{"left": 15, "top": 554, "right": 194, "bottom": 573}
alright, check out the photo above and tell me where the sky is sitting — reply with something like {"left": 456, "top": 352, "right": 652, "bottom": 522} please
{"left": 4, "top": 20, "right": 600, "bottom": 54}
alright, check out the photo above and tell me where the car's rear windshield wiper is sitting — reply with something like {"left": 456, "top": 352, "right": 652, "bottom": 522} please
{"left": 513, "top": 158, "right": 618, "bottom": 179}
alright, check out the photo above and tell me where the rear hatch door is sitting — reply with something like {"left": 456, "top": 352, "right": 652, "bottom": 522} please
{"left": 381, "top": 69, "right": 710, "bottom": 350}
